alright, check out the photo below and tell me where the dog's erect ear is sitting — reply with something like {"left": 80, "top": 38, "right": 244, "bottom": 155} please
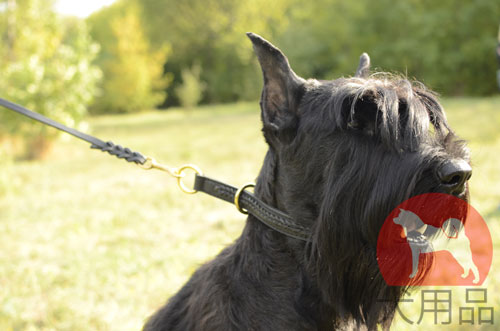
{"left": 247, "top": 32, "right": 305, "bottom": 141}
{"left": 355, "top": 53, "right": 370, "bottom": 78}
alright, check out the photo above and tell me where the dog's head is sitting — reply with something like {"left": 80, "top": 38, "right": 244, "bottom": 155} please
{"left": 393, "top": 208, "right": 424, "bottom": 229}
{"left": 247, "top": 33, "right": 471, "bottom": 326}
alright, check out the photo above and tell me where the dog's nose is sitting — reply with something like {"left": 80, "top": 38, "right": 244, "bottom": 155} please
{"left": 437, "top": 160, "right": 472, "bottom": 194}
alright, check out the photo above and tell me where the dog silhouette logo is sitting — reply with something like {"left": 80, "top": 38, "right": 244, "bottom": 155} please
{"left": 393, "top": 209, "right": 479, "bottom": 283}
{"left": 377, "top": 193, "right": 492, "bottom": 286}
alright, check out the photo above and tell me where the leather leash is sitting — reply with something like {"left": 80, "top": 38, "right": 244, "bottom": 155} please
{"left": 0, "top": 97, "right": 310, "bottom": 241}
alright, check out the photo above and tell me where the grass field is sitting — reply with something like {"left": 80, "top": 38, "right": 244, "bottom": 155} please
{"left": 0, "top": 97, "right": 499, "bottom": 330}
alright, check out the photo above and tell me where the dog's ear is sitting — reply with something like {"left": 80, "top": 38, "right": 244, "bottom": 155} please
{"left": 354, "top": 53, "right": 370, "bottom": 78}
{"left": 247, "top": 32, "right": 305, "bottom": 144}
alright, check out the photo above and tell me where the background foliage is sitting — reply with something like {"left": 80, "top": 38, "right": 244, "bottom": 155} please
{"left": 175, "top": 62, "right": 206, "bottom": 109}
{"left": 87, "top": 2, "right": 170, "bottom": 114}
{"left": 1, "top": 0, "right": 499, "bottom": 150}
{"left": 130, "top": 0, "right": 500, "bottom": 104}
{"left": 0, "top": 0, "right": 100, "bottom": 158}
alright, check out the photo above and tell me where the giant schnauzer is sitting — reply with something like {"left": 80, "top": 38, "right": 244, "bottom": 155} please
{"left": 143, "top": 33, "right": 471, "bottom": 330}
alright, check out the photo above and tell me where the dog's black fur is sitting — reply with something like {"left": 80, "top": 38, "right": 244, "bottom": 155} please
{"left": 143, "top": 33, "right": 470, "bottom": 330}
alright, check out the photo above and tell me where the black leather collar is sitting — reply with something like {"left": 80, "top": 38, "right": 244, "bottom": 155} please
{"left": 194, "top": 175, "right": 310, "bottom": 241}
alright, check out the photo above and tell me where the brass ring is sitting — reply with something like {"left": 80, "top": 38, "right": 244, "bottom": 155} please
{"left": 176, "top": 164, "right": 203, "bottom": 194}
{"left": 234, "top": 183, "right": 255, "bottom": 214}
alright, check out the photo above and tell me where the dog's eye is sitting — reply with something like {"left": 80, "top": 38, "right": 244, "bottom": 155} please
{"left": 347, "top": 120, "right": 360, "bottom": 129}
{"left": 347, "top": 118, "right": 376, "bottom": 136}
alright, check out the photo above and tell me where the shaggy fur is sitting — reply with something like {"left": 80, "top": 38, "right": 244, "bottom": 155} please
{"left": 143, "top": 33, "right": 471, "bottom": 330}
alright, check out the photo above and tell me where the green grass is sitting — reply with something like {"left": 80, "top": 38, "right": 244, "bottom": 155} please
{"left": 0, "top": 97, "right": 499, "bottom": 330}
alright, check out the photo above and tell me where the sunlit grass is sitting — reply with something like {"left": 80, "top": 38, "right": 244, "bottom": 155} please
{"left": 0, "top": 97, "right": 499, "bottom": 330}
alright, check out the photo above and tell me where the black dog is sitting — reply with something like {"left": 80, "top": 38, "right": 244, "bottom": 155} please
{"left": 143, "top": 33, "right": 471, "bottom": 330}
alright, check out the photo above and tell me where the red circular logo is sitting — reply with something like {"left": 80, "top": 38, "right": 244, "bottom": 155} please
{"left": 377, "top": 193, "right": 492, "bottom": 286}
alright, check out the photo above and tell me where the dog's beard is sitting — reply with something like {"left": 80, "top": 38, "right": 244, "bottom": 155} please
{"left": 305, "top": 144, "right": 447, "bottom": 327}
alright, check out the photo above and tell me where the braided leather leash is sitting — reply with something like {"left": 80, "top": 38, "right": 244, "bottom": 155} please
{"left": 0, "top": 97, "right": 310, "bottom": 241}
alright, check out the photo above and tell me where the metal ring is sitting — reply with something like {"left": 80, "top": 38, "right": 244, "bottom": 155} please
{"left": 176, "top": 164, "right": 203, "bottom": 194}
{"left": 234, "top": 183, "right": 255, "bottom": 214}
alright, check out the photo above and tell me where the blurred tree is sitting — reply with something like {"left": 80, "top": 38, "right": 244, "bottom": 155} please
{"left": 279, "top": 0, "right": 500, "bottom": 96}
{"left": 358, "top": 0, "right": 500, "bottom": 95}
{"left": 277, "top": 0, "right": 366, "bottom": 79}
{"left": 137, "top": 0, "right": 291, "bottom": 105}
{"left": 175, "top": 63, "right": 207, "bottom": 109}
{"left": 87, "top": 2, "right": 170, "bottom": 113}
{"left": 0, "top": 0, "right": 101, "bottom": 159}
{"left": 85, "top": 0, "right": 500, "bottom": 109}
